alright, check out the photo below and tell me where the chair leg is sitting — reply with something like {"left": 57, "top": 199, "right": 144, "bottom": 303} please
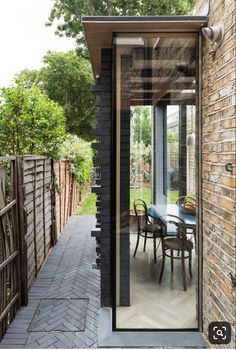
{"left": 143, "top": 232, "right": 147, "bottom": 252}
{"left": 133, "top": 232, "right": 140, "bottom": 258}
{"left": 153, "top": 233, "right": 157, "bottom": 263}
{"left": 193, "top": 228, "right": 197, "bottom": 253}
{"left": 159, "top": 249, "right": 165, "bottom": 284}
{"left": 189, "top": 251, "right": 192, "bottom": 278}
{"left": 181, "top": 251, "right": 187, "bottom": 291}
{"left": 170, "top": 249, "right": 174, "bottom": 273}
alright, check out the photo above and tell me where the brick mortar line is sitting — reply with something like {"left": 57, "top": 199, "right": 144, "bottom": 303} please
{"left": 202, "top": 55, "right": 236, "bottom": 72}
{"left": 203, "top": 230, "right": 235, "bottom": 254}
{"left": 202, "top": 182, "right": 236, "bottom": 194}
{"left": 202, "top": 240, "right": 234, "bottom": 268}
{"left": 202, "top": 208, "right": 235, "bottom": 230}
{"left": 209, "top": 258, "right": 236, "bottom": 284}
{"left": 204, "top": 88, "right": 236, "bottom": 100}
{"left": 202, "top": 118, "right": 236, "bottom": 126}
{"left": 202, "top": 103, "right": 236, "bottom": 114}
{"left": 202, "top": 155, "right": 236, "bottom": 160}
{"left": 206, "top": 271, "right": 235, "bottom": 308}
{"left": 203, "top": 275, "right": 235, "bottom": 318}
{"left": 202, "top": 190, "right": 235, "bottom": 203}
{"left": 202, "top": 149, "right": 236, "bottom": 153}
{"left": 202, "top": 64, "right": 236, "bottom": 79}
{"left": 202, "top": 45, "right": 235, "bottom": 63}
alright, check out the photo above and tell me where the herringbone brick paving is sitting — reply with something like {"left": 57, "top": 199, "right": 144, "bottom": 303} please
{"left": 0, "top": 216, "right": 100, "bottom": 349}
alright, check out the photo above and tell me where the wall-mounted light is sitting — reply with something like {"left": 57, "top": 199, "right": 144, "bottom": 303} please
{"left": 202, "top": 23, "right": 224, "bottom": 52}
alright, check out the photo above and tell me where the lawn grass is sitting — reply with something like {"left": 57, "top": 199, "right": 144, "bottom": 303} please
{"left": 75, "top": 192, "right": 97, "bottom": 215}
{"left": 76, "top": 188, "right": 179, "bottom": 215}
{"left": 167, "top": 190, "right": 179, "bottom": 204}
{"left": 130, "top": 188, "right": 179, "bottom": 208}
{"left": 130, "top": 188, "right": 152, "bottom": 209}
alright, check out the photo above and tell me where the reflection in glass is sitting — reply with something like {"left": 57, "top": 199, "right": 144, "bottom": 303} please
{"left": 115, "top": 33, "right": 199, "bottom": 329}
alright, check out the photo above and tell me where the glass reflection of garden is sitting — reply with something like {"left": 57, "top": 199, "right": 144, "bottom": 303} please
{"left": 130, "top": 106, "right": 179, "bottom": 209}
{"left": 130, "top": 106, "right": 152, "bottom": 208}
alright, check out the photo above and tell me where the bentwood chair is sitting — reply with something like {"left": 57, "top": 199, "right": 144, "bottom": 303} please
{"left": 159, "top": 214, "right": 193, "bottom": 291}
{"left": 176, "top": 194, "right": 196, "bottom": 246}
{"left": 133, "top": 199, "right": 162, "bottom": 263}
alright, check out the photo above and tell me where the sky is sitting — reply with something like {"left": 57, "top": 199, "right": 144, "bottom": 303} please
{"left": 0, "top": 0, "right": 75, "bottom": 87}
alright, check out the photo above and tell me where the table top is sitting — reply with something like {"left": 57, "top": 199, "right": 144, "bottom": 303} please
{"left": 148, "top": 204, "right": 196, "bottom": 228}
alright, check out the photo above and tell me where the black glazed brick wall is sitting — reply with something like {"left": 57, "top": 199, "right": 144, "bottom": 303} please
{"left": 120, "top": 109, "right": 130, "bottom": 306}
{"left": 91, "top": 48, "right": 131, "bottom": 307}
{"left": 100, "top": 49, "right": 112, "bottom": 307}
{"left": 91, "top": 48, "right": 112, "bottom": 307}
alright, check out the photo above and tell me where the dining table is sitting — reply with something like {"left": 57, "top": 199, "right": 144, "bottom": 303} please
{"left": 148, "top": 204, "right": 196, "bottom": 230}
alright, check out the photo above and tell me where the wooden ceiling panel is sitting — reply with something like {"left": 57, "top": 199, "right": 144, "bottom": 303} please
{"left": 83, "top": 16, "right": 207, "bottom": 77}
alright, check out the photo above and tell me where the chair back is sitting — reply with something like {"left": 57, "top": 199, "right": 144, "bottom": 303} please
{"left": 133, "top": 199, "right": 148, "bottom": 231}
{"left": 161, "top": 214, "right": 188, "bottom": 248}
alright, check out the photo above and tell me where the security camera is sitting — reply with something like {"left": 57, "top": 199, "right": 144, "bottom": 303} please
{"left": 202, "top": 23, "right": 224, "bottom": 51}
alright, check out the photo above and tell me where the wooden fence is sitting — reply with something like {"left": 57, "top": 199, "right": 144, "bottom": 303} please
{"left": 22, "top": 157, "right": 53, "bottom": 289}
{"left": 0, "top": 158, "right": 20, "bottom": 340}
{"left": 0, "top": 156, "right": 78, "bottom": 340}
{"left": 54, "top": 160, "right": 78, "bottom": 241}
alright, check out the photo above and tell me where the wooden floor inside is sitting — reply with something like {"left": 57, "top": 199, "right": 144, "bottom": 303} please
{"left": 116, "top": 233, "right": 198, "bottom": 329}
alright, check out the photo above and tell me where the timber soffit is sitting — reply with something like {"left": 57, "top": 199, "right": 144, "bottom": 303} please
{"left": 82, "top": 16, "right": 208, "bottom": 76}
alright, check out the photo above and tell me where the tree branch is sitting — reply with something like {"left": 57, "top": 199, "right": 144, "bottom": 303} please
{"left": 122, "top": 0, "right": 128, "bottom": 15}
{"left": 107, "top": 0, "right": 115, "bottom": 16}
{"left": 86, "top": 0, "right": 96, "bottom": 15}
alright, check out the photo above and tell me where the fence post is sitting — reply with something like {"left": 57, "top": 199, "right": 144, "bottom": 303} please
{"left": 59, "top": 161, "right": 62, "bottom": 233}
{"left": 33, "top": 160, "right": 38, "bottom": 276}
{"left": 43, "top": 159, "right": 46, "bottom": 259}
{"left": 51, "top": 159, "right": 57, "bottom": 246}
{"left": 16, "top": 156, "right": 28, "bottom": 306}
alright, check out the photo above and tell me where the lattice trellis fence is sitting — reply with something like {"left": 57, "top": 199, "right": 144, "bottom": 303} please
{"left": 0, "top": 158, "right": 20, "bottom": 340}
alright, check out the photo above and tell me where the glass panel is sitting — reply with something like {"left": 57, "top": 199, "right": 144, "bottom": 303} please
{"left": 165, "top": 105, "right": 180, "bottom": 203}
{"left": 130, "top": 106, "right": 152, "bottom": 211}
{"left": 115, "top": 32, "right": 199, "bottom": 329}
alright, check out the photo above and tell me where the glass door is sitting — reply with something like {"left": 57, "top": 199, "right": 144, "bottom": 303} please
{"left": 114, "top": 32, "right": 199, "bottom": 329}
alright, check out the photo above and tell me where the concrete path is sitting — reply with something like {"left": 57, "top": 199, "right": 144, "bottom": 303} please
{"left": 0, "top": 216, "right": 100, "bottom": 349}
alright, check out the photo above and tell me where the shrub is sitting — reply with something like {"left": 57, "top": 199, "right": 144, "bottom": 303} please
{"left": 58, "top": 134, "right": 93, "bottom": 188}
{"left": 0, "top": 85, "right": 65, "bottom": 157}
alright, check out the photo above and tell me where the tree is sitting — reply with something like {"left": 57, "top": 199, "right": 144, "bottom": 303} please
{"left": 14, "top": 69, "right": 40, "bottom": 89}
{"left": 40, "top": 51, "right": 95, "bottom": 138}
{"left": 0, "top": 86, "right": 65, "bottom": 157}
{"left": 15, "top": 51, "right": 96, "bottom": 139}
{"left": 47, "top": 0, "right": 196, "bottom": 53}
{"left": 131, "top": 106, "right": 152, "bottom": 147}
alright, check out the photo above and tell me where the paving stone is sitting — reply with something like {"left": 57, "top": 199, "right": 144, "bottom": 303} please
{"left": 0, "top": 338, "right": 27, "bottom": 345}
{"left": 0, "top": 345, "right": 24, "bottom": 349}
{"left": 29, "top": 299, "right": 88, "bottom": 332}
{"left": 1, "top": 216, "right": 99, "bottom": 349}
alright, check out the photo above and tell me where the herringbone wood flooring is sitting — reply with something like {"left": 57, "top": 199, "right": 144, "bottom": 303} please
{"left": 117, "top": 233, "right": 198, "bottom": 329}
